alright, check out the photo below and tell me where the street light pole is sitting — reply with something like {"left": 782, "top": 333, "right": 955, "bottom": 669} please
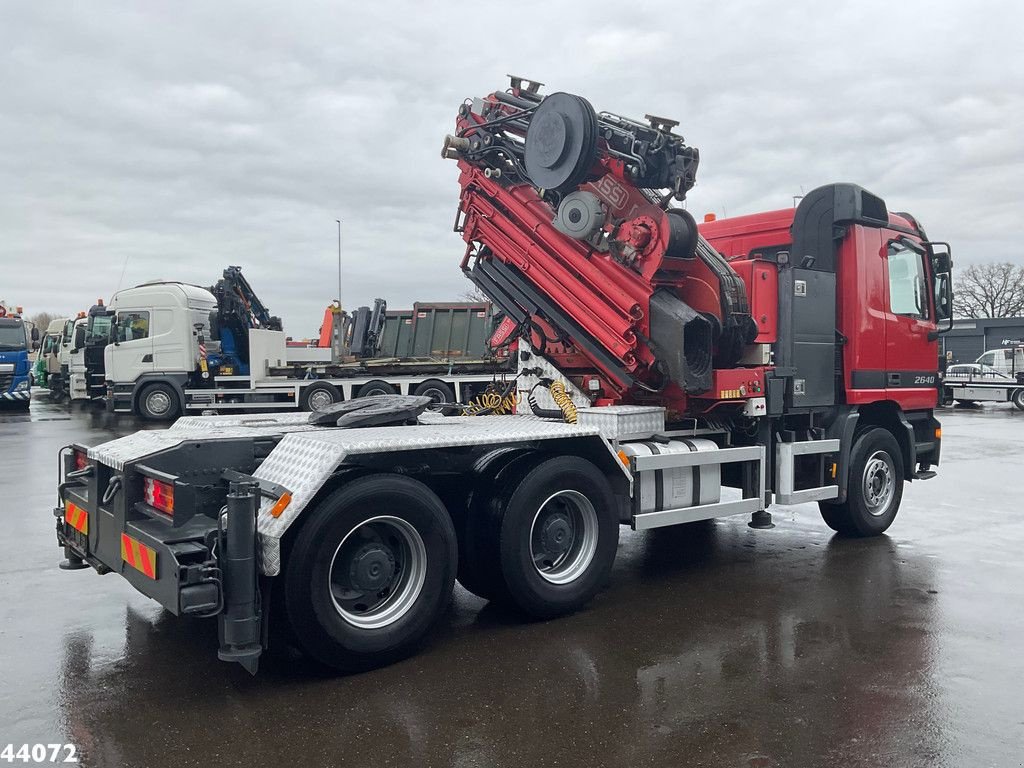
{"left": 336, "top": 219, "right": 342, "bottom": 309}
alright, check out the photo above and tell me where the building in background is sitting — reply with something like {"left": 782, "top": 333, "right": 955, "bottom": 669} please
{"left": 941, "top": 317, "right": 1024, "bottom": 364}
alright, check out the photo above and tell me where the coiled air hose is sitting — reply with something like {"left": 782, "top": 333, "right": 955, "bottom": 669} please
{"left": 527, "top": 379, "right": 578, "bottom": 423}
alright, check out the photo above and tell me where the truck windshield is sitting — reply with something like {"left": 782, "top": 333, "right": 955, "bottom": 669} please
{"left": 87, "top": 315, "right": 113, "bottom": 345}
{"left": 0, "top": 321, "right": 28, "bottom": 350}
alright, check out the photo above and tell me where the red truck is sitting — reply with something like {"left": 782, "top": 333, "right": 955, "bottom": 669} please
{"left": 53, "top": 78, "right": 952, "bottom": 673}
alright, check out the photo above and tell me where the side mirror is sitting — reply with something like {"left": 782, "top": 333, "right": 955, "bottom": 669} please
{"left": 32, "top": 340, "right": 40, "bottom": 351}
{"left": 31, "top": 327, "right": 40, "bottom": 342}
{"left": 928, "top": 272, "right": 954, "bottom": 340}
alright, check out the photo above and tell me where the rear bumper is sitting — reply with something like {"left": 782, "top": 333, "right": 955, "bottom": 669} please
{"left": 56, "top": 485, "right": 221, "bottom": 616}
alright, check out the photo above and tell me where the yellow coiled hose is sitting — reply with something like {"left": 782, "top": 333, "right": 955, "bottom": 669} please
{"left": 548, "top": 380, "right": 578, "bottom": 424}
{"left": 467, "top": 389, "right": 520, "bottom": 416}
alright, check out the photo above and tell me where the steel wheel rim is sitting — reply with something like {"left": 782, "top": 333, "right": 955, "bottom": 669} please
{"left": 529, "top": 489, "right": 598, "bottom": 584}
{"left": 423, "top": 387, "right": 448, "bottom": 404}
{"left": 146, "top": 390, "right": 170, "bottom": 415}
{"left": 329, "top": 515, "right": 427, "bottom": 629}
{"left": 863, "top": 450, "right": 895, "bottom": 516}
{"left": 308, "top": 388, "right": 334, "bottom": 411}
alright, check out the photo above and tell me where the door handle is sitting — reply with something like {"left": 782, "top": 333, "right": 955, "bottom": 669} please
{"left": 887, "top": 372, "right": 901, "bottom": 387}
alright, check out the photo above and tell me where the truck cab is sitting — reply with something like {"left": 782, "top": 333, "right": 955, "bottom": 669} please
{"left": 700, "top": 186, "right": 952, "bottom": 415}
{"left": 32, "top": 318, "right": 68, "bottom": 389}
{"left": 106, "top": 281, "right": 217, "bottom": 416}
{"left": 0, "top": 307, "right": 35, "bottom": 408}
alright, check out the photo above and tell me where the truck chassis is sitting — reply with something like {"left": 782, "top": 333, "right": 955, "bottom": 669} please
{"left": 56, "top": 392, "right": 938, "bottom": 674}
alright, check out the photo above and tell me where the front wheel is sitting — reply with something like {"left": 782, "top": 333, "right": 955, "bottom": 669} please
{"left": 300, "top": 381, "right": 341, "bottom": 412}
{"left": 283, "top": 474, "right": 456, "bottom": 673}
{"left": 1012, "top": 388, "right": 1024, "bottom": 411}
{"left": 137, "top": 382, "right": 180, "bottom": 421}
{"left": 819, "top": 427, "right": 904, "bottom": 537}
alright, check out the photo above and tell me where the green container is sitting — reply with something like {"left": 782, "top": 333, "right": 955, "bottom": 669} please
{"left": 378, "top": 303, "right": 493, "bottom": 359}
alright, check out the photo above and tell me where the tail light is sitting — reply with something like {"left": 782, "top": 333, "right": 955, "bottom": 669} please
{"left": 143, "top": 477, "right": 174, "bottom": 516}
{"left": 73, "top": 450, "right": 88, "bottom": 471}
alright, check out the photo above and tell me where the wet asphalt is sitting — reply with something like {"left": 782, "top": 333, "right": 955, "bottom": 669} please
{"left": 0, "top": 395, "right": 1022, "bottom": 768}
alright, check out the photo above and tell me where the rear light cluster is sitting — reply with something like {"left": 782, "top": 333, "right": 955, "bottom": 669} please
{"left": 143, "top": 477, "right": 175, "bottom": 516}
{"left": 73, "top": 450, "right": 88, "bottom": 471}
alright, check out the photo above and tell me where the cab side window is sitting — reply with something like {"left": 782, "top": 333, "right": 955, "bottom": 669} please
{"left": 887, "top": 241, "right": 928, "bottom": 319}
{"left": 978, "top": 351, "right": 996, "bottom": 367}
{"left": 117, "top": 311, "right": 150, "bottom": 342}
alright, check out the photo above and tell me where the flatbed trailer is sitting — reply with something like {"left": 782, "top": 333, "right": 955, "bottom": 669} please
{"left": 110, "top": 355, "right": 514, "bottom": 417}
{"left": 942, "top": 371, "right": 1024, "bottom": 409}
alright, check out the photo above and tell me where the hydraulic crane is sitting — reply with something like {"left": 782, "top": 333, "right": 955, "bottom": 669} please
{"left": 207, "top": 266, "right": 282, "bottom": 375}
{"left": 444, "top": 77, "right": 759, "bottom": 416}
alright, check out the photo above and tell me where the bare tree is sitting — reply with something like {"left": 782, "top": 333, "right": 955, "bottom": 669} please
{"left": 30, "top": 311, "right": 57, "bottom": 331}
{"left": 459, "top": 283, "right": 491, "bottom": 304}
{"left": 953, "top": 262, "right": 1024, "bottom": 318}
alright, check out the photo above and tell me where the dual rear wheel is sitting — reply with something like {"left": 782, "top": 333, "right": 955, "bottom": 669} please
{"left": 283, "top": 457, "right": 618, "bottom": 672}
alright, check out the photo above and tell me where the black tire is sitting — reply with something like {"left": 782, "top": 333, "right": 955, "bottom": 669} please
{"left": 1012, "top": 389, "right": 1024, "bottom": 411}
{"left": 283, "top": 474, "right": 456, "bottom": 673}
{"left": 819, "top": 427, "right": 904, "bottom": 537}
{"left": 300, "top": 381, "right": 341, "bottom": 412}
{"left": 413, "top": 379, "right": 455, "bottom": 405}
{"left": 941, "top": 387, "right": 954, "bottom": 407}
{"left": 137, "top": 382, "right": 180, "bottom": 421}
{"left": 494, "top": 456, "right": 619, "bottom": 618}
{"left": 358, "top": 379, "right": 397, "bottom": 398}
{"left": 455, "top": 452, "right": 544, "bottom": 602}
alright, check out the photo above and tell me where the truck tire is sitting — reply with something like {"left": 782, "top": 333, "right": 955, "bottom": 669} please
{"left": 1012, "top": 388, "right": 1024, "bottom": 411}
{"left": 413, "top": 379, "right": 455, "bottom": 405}
{"left": 283, "top": 474, "right": 456, "bottom": 673}
{"left": 358, "top": 380, "right": 397, "bottom": 398}
{"left": 455, "top": 452, "right": 544, "bottom": 602}
{"left": 493, "top": 456, "right": 618, "bottom": 618}
{"left": 137, "top": 382, "right": 181, "bottom": 421}
{"left": 819, "top": 427, "right": 904, "bottom": 537}
{"left": 300, "top": 381, "right": 341, "bottom": 412}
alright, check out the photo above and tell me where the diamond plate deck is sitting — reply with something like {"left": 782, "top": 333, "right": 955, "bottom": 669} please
{"left": 254, "top": 415, "right": 608, "bottom": 574}
{"left": 84, "top": 410, "right": 618, "bottom": 576}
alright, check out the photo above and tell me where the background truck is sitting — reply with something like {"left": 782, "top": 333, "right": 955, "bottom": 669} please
{"left": 942, "top": 345, "right": 1024, "bottom": 409}
{"left": 104, "top": 268, "right": 512, "bottom": 420}
{"left": 0, "top": 304, "right": 37, "bottom": 408}
{"left": 31, "top": 317, "right": 68, "bottom": 389}
{"left": 55, "top": 78, "right": 951, "bottom": 675}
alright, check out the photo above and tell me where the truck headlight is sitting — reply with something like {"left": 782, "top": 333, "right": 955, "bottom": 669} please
{"left": 15, "top": 380, "right": 29, "bottom": 392}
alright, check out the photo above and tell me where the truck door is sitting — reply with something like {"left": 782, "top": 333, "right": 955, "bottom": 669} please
{"left": 111, "top": 310, "right": 154, "bottom": 380}
{"left": 882, "top": 237, "right": 938, "bottom": 408}
{"left": 150, "top": 308, "right": 189, "bottom": 371}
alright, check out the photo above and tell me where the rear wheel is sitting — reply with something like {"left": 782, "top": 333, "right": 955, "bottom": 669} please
{"left": 358, "top": 379, "right": 397, "bottom": 398}
{"left": 1012, "top": 388, "right": 1024, "bottom": 411}
{"left": 283, "top": 474, "right": 456, "bottom": 672}
{"left": 137, "top": 382, "right": 180, "bottom": 421}
{"left": 819, "top": 427, "right": 903, "bottom": 537}
{"left": 300, "top": 381, "right": 341, "bottom": 412}
{"left": 462, "top": 456, "right": 619, "bottom": 618}
{"left": 413, "top": 379, "right": 455, "bottom": 405}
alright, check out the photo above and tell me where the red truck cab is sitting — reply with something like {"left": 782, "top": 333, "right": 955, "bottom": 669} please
{"left": 700, "top": 185, "right": 951, "bottom": 415}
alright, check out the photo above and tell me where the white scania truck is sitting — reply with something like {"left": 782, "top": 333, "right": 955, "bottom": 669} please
{"left": 104, "top": 281, "right": 511, "bottom": 420}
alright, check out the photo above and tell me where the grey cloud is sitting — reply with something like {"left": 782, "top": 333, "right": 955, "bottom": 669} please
{"left": 1, "top": 0, "right": 1021, "bottom": 337}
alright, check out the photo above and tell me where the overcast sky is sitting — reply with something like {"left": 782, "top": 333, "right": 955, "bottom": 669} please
{"left": 2, "top": 1, "right": 1021, "bottom": 336}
